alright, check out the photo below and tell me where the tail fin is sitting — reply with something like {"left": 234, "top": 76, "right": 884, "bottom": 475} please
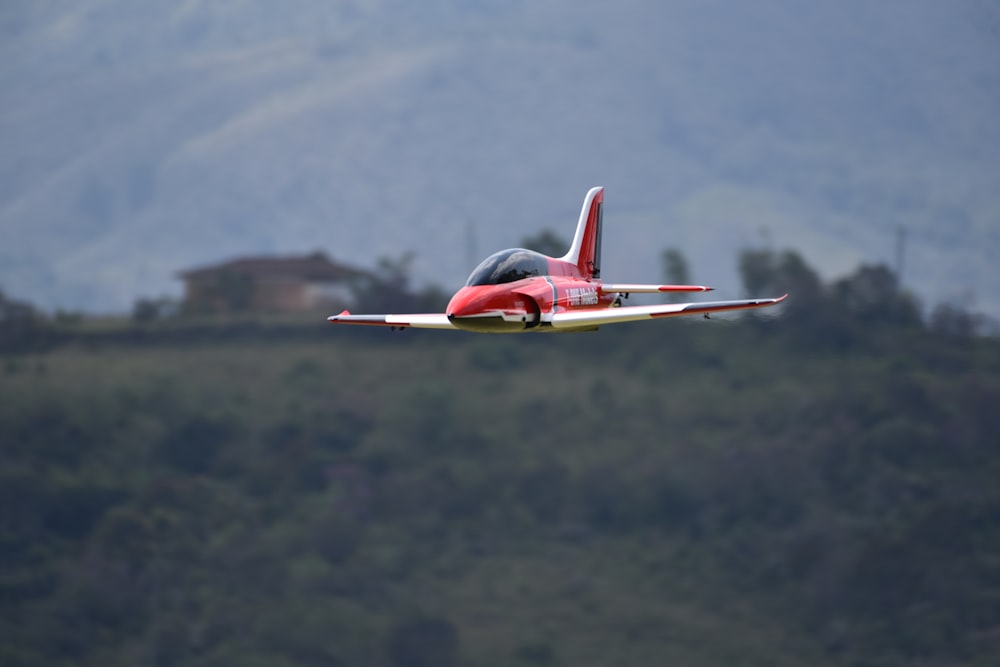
{"left": 561, "top": 186, "right": 604, "bottom": 279}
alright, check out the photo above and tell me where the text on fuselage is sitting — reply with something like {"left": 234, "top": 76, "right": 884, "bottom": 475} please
{"left": 566, "top": 286, "right": 599, "bottom": 306}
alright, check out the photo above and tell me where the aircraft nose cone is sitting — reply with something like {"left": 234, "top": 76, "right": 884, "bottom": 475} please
{"left": 445, "top": 286, "right": 527, "bottom": 333}
{"left": 446, "top": 287, "right": 482, "bottom": 319}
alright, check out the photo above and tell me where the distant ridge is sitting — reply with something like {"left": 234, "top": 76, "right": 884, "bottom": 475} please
{"left": 1, "top": 1, "right": 997, "bottom": 316}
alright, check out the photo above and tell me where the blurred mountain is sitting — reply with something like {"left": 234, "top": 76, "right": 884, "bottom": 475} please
{"left": 1, "top": 0, "right": 998, "bottom": 314}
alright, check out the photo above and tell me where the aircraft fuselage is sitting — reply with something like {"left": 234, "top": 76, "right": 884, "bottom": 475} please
{"left": 327, "top": 187, "right": 787, "bottom": 333}
{"left": 447, "top": 275, "right": 614, "bottom": 333}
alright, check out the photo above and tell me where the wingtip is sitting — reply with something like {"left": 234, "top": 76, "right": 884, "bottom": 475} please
{"left": 327, "top": 309, "right": 351, "bottom": 323}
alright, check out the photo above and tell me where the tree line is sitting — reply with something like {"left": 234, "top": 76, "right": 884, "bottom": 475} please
{"left": 2, "top": 246, "right": 999, "bottom": 666}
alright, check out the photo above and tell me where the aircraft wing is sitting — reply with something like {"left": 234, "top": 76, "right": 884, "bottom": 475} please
{"left": 327, "top": 310, "right": 456, "bottom": 330}
{"left": 600, "top": 283, "right": 713, "bottom": 293}
{"left": 550, "top": 294, "right": 787, "bottom": 329}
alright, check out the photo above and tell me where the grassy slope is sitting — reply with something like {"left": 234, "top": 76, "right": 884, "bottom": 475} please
{"left": 3, "top": 318, "right": 999, "bottom": 666}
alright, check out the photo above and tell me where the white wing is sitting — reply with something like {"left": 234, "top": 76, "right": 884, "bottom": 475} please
{"left": 550, "top": 295, "right": 788, "bottom": 330}
{"left": 327, "top": 311, "right": 456, "bottom": 330}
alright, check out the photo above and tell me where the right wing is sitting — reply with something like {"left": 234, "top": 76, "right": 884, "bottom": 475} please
{"left": 327, "top": 310, "right": 456, "bottom": 330}
{"left": 550, "top": 295, "right": 788, "bottom": 330}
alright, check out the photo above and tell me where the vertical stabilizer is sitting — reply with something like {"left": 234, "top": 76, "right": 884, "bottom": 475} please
{"left": 561, "top": 186, "right": 604, "bottom": 279}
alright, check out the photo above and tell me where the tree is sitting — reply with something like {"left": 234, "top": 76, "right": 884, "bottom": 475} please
{"left": 387, "top": 615, "right": 460, "bottom": 667}
{"left": 520, "top": 229, "right": 568, "bottom": 257}
{"left": 0, "top": 288, "right": 44, "bottom": 352}
{"left": 929, "top": 302, "right": 978, "bottom": 338}
{"left": 132, "top": 297, "right": 178, "bottom": 323}
{"left": 831, "top": 263, "right": 921, "bottom": 327}
{"left": 153, "top": 416, "right": 236, "bottom": 474}
{"left": 738, "top": 248, "right": 822, "bottom": 301}
{"left": 347, "top": 253, "right": 449, "bottom": 314}
{"left": 660, "top": 248, "right": 691, "bottom": 285}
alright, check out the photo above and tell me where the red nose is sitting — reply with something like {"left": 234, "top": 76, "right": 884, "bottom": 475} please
{"left": 446, "top": 286, "right": 529, "bottom": 333}
{"left": 446, "top": 286, "right": 498, "bottom": 319}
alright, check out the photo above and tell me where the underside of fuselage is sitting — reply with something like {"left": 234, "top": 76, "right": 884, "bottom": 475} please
{"left": 447, "top": 313, "right": 535, "bottom": 333}
{"left": 446, "top": 312, "right": 598, "bottom": 334}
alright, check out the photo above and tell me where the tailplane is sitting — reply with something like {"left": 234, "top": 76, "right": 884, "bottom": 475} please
{"left": 560, "top": 186, "right": 604, "bottom": 279}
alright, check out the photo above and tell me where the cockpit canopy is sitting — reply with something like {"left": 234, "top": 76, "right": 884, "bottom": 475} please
{"left": 465, "top": 249, "right": 550, "bottom": 286}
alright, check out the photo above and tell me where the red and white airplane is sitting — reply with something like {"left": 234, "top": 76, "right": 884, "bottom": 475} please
{"left": 328, "top": 187, "right": 786, "bottom": 333}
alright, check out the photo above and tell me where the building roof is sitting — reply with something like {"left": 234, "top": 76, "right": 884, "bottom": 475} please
{"left": 179, "top": 252, "right": 366, "bottom": 283}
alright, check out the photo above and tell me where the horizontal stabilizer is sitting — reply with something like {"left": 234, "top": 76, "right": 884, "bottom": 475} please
{"left": 600, "top": 283, "right": 713, "bottom": 293}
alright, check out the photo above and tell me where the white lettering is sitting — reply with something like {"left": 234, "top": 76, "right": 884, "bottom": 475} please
{"left": 566, "top": 287, "right": 598, "bottom": 307}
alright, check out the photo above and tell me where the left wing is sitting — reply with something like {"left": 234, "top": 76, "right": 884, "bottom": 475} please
{"left": 327, "top": 310, "right": 456, "bottom": 330}
{"left": 550, "top": 294, "right": 787, "bottom": 330}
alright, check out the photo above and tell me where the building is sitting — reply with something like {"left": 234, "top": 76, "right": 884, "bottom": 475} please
{"left": 178, "top": 252, "right": 368, "bottom": 313}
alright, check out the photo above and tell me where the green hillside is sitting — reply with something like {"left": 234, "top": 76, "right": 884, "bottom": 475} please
{"left": 3, "top": 257, "right": 999, "bottom": 666}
